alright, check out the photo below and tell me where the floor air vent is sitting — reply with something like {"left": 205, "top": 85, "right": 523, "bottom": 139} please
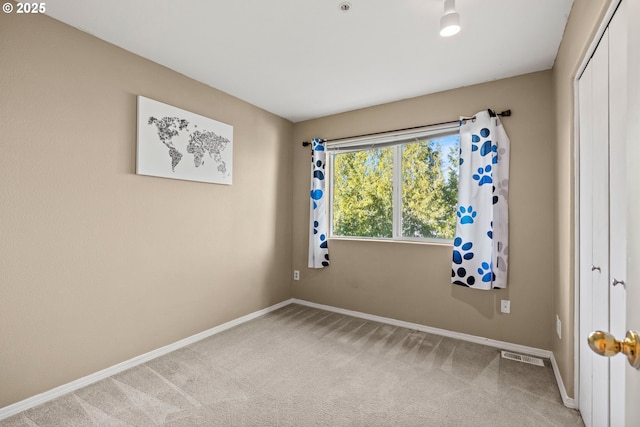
{"left": 501, "top": 351, "right": 545, "bottom": 367}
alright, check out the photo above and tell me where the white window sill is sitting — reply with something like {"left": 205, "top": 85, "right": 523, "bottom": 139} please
{"left": 328, "top": 236, "right": 453, "bottom": 246}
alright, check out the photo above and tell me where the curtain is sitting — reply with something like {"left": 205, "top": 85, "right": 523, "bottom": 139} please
{"left": 451, "top": 110, "right": 510, "bottom": 289}
{"left": 309, "top": 138, "right": 330, "bottom": 268}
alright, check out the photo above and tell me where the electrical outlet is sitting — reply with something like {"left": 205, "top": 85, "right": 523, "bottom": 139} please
{"left": 293, "top": 270, "right": 300, "bottom": 281}
{"left": 556, "top": 315, "right": 562, "bottom": 339}
{"left": 500, "top": 300, "right": 510, "bottom": 314}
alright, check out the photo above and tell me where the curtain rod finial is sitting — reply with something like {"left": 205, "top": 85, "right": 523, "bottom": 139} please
{"left": 302, "top": 141, "right": 311, "bottom": 147}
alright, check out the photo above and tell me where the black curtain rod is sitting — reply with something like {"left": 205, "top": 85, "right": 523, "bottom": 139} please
{"left": 301, "top": 109, "right": 511, "bottom": 147}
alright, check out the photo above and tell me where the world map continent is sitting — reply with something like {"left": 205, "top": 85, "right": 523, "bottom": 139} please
{"left": 148, "top": 116, "right": 230, "bottom": 174}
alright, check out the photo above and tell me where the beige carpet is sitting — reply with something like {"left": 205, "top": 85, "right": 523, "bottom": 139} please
{"left": 1, "top": 304, "right": 584, "bottom": 426}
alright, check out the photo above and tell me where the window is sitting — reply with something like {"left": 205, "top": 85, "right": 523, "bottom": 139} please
{"left": 328, "top": 126, "right": 459, "bottom": 242}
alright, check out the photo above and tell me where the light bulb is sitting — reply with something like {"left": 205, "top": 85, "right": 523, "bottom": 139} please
{"left": 440, "top": 0, "right": 461, "bottom": 37}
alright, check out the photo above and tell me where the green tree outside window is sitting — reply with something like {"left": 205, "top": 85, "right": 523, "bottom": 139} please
{"left": 331, "top": 134, "right": 459, "bottom": 240}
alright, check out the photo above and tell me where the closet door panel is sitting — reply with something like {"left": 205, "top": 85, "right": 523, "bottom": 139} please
{"left": 578, "top": 60, "right": 594, "bottom": 427}
{"left": 608, "top": 3, "right": 628, "bottom": 425}
{"left": 591, "top": 29, "right": 611, "bottom": 427}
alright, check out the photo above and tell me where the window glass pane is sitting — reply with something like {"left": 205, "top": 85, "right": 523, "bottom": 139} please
{"left": 401, "top": 135, "right": 459, "bottom": 239}
{"left": 332, "top": 147, "right": 393, "bottom": 238}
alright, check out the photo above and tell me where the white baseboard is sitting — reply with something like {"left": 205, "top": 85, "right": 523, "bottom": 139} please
{"left": 291, "top": 298, "right": 575, "bottom": 408}
{"left": 1, "top": 297, "right": 575, "bottom": 420}
{"left": 550, "top": 353, "right": 576, "bottom": 408}
{"left": 0, "top": 298, "right": 295, "bottom": 421}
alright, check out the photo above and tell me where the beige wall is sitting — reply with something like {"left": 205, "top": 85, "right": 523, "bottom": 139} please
{"left": 0, "top": 0, "right": 620, "bottom": 411}
{"left": 0, "top": 13, "right": 293, "bottom": 407}
{"left": 551, "top": 0, "right": 612, "bottom": 398}
{"left": 292, "top": 71, "right": 556, "bottom": 350}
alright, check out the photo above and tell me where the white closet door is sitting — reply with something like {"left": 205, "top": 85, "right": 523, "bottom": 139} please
{"left": 625, "top": 0, "right": 640, "bottom": 422}
{"left": 579, "top": 3, "right": 631, "bottom": 425}
{"left": 578, "top": 56, "right": 595, "bottom": 427}
{"left": 578, "top": 29, "right": 610, "bottom": 427}
{"left": 591, "top": 28, "right": 611, "bottom": 427}
{"left": 608, "top": 2, "right": 627, "bottom": 425}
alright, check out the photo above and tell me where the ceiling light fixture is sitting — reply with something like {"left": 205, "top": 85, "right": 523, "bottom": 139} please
{"left": 440, "top": 0, "right": 461, "bottom": 37}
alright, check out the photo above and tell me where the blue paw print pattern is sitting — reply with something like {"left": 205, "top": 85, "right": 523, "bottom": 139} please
{"left": 452, "top": 266, "right": 476, "bottom": 287}
{"left": 319, "top": 233, "right": 328, "bottom": 249}
{"left": 471, "top": 134, "right": 492, "bottom": 157}
{"left": 310, "top": 189, "right": 323, "bottom": 209}
{"left": 478, "top": 262, "right": 496, "bottom": 283}
{"left": 471, "top": 128, "right": 498, "bottom": 159}
{"left": 472, "top": 165, "right": 493, "bottom": 186}
{"left": 471, "top": 134, "right": 480, "bottom": 152}
{"left": 313, "top": 160, "right": 325, "bottom": 181}
{"left": 312, "top": 139, "right": 325, "bottom": 151}
{"left": 452, "top": 237, "right": 474, "bottom": 264}
{"left": 457, "top": 205, "right": 477, "bottom": 224}
{"left": 453, "top": 113, "right": 510, "bottom": 289}
{"left": 310, "top": 138, "right": 330, "bottom": 268}
{"left": 310, "top": 138, "right": 327, "bottom": 210}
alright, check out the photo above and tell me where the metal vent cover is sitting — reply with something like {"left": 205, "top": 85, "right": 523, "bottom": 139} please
{"left": 501, "top": 351, "right": 545, "bottom": 367}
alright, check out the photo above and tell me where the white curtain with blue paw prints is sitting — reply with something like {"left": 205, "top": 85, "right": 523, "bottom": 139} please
{"left": 308, "top": 138, "right": 330, "bottom": 268}
{"left": 451, "top": 110, "right": 510, "bottom": 289}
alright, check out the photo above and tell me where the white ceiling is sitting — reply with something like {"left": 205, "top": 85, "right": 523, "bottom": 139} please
{"left": 45, "top": 0, "right": 574, "bottom": 123}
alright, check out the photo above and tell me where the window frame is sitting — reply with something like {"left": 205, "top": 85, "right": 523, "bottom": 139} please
{"left": 327, "top": 126, "right": 460, "bottom": 244}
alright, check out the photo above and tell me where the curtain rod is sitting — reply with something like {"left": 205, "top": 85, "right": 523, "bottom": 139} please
{"left": 301, "top": 109, "right": 511, "bottom": 147}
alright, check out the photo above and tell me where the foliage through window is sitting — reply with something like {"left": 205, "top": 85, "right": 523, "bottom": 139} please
{"left": 330, "top": 132, "right": 459, "bottom": 241}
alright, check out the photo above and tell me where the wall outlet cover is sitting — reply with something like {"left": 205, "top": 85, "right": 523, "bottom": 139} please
{"left": 501, "top": 300, "right": 510, "bottom": 314}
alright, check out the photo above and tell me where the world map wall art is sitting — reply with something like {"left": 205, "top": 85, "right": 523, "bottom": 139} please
{"left": 136, "top": 96, "right": 233, "bottom": 185}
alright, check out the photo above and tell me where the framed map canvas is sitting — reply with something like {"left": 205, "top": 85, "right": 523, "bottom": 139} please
{"left": 137, "top": 96, "right": 233, "bottom": 185}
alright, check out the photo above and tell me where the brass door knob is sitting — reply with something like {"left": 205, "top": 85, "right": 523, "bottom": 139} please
{"left": 588, "top": 330, "right": 640, "bottom": 369}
